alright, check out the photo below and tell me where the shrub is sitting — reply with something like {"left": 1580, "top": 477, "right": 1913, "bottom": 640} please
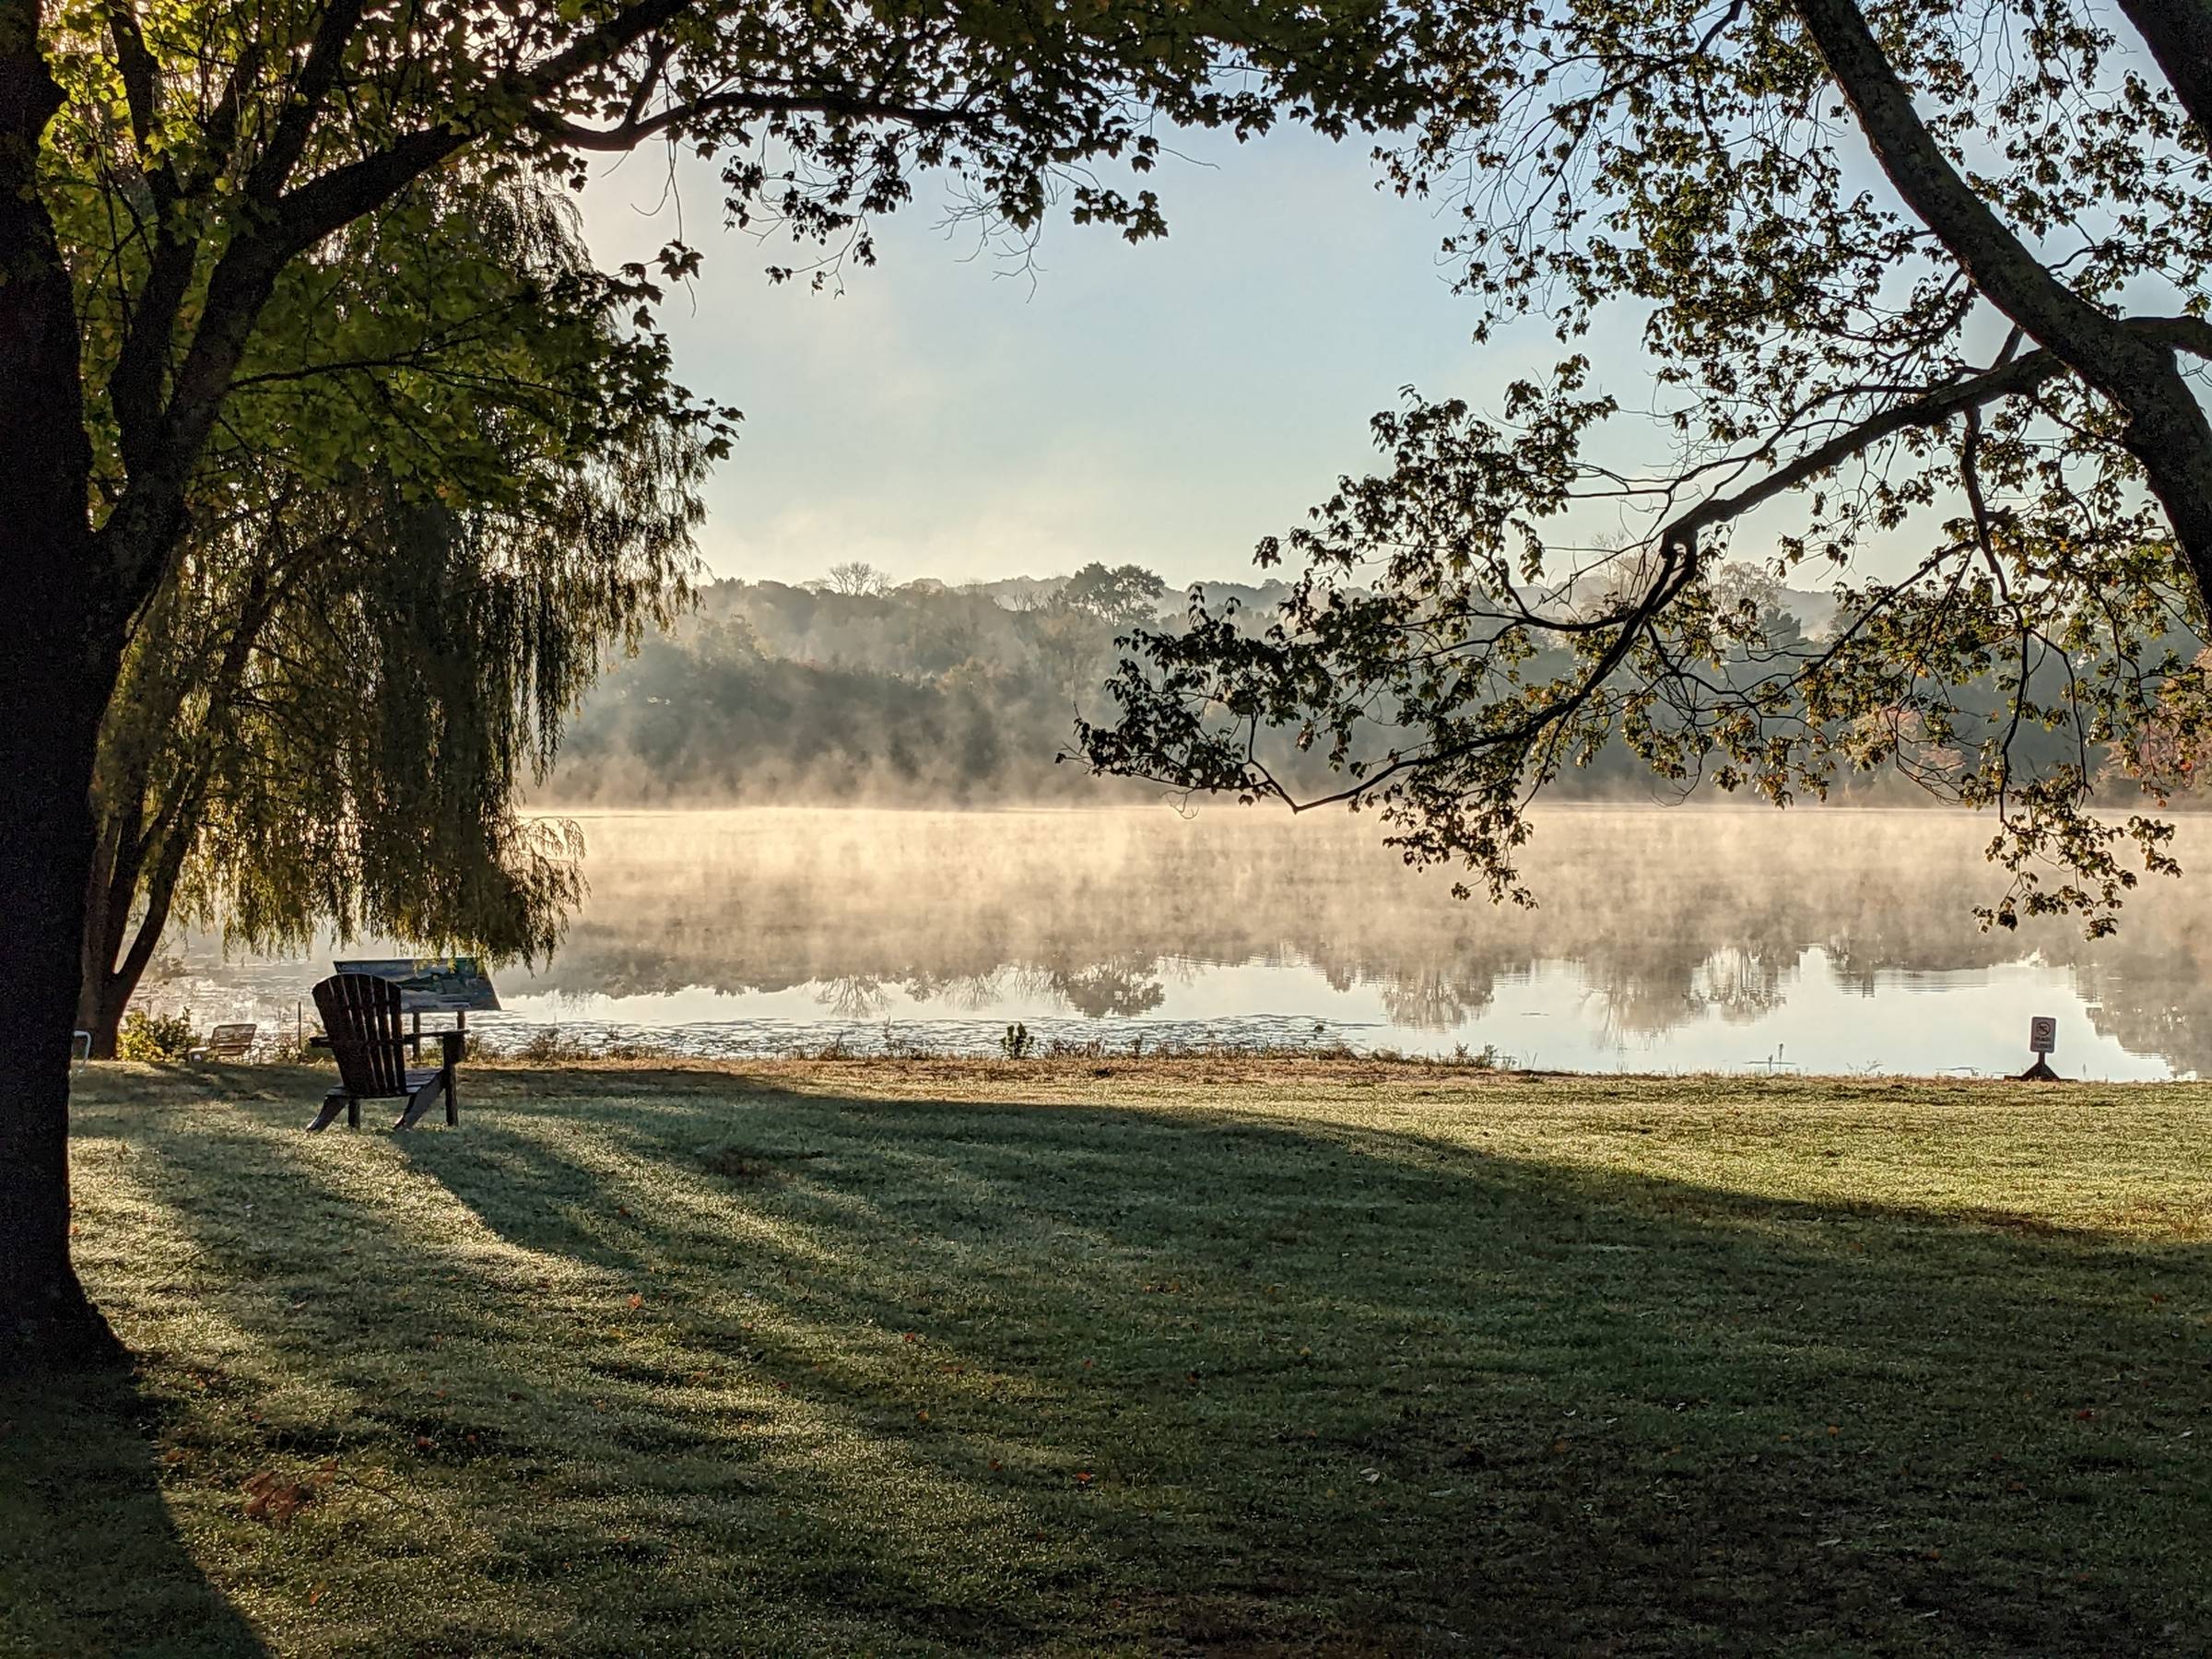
{"left": 518, "top": 1026, "right": 594, "bottom": 1063}
{"left": 117, "top": 1008, "right": 198, "bottom": 1062}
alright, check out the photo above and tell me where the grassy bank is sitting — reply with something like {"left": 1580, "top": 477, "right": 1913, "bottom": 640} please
{"left": 7, "top": 1061, "right": 2211, "bottom": 1654}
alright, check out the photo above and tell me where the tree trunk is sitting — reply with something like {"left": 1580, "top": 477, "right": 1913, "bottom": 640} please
{"left": 2, "top": 6, "right": 112, "bottom": 1357}
{"left": 0, "top": 677, "right": 110, "bottom": 1352}
{"left": 76, "top": 837, "right": 187, "bottom": 1062}
{"left": 76, "top": 816, "right": 139, "bottom": 1059}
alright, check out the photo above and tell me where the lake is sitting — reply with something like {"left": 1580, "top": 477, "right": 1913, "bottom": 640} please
{"left": 161, "top": 804, "right": 2212, "bottom": 1078}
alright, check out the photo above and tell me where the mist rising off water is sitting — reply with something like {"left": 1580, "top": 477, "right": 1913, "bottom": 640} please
{"left": 173, "top": 803, "right": 2212, "bottom": 1077}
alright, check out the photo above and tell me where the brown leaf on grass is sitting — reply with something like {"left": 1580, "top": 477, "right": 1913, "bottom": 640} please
{"left": 241, "top": 1462, "right": 333, "bottom": 1528}
{"left": 628, "top": 1293, "right": 643, "bottom": 1310}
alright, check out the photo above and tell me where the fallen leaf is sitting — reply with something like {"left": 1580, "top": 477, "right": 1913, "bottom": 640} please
{"left": 241, "top": 1469, "right": 318, "bottom": 1527}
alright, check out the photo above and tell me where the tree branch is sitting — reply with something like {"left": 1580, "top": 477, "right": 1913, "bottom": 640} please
{"left": 1794, "top": 0, "right": 2162, "bottom": 388}
{"left": 534, "top": 87, "right": 973, "bottom": 150}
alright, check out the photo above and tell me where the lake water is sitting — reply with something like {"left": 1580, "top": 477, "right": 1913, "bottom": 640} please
{"left": 160, "top": 805, "right": 2212, "bottom": 1078}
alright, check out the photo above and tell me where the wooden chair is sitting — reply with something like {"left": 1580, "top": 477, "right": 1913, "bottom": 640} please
{"left": 188, "top": 1022, "right": 257, "bottom": 1062}
{"left": 307, "top": 973, "right": 464, "bottom": 1132}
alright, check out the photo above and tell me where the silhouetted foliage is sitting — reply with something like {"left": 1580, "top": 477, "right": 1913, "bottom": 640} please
{"left": 1080, "top": 0, "right": 2212, "bottom": 937}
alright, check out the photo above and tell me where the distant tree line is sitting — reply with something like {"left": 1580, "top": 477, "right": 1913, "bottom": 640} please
{"left": 550, "top": 561, "right": 2191, "bottom": 808}
{"left": 548, "top": 565, "right": 1279, "bottom": 803}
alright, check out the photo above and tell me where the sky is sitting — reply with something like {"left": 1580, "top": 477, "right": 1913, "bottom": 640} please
{"left": 578, "top": 125, "right": 1562, "bottom": 591}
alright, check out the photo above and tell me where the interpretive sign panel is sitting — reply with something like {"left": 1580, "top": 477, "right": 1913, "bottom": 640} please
{"left": 335, "top": 957, "right": 500, "bottom": 1013}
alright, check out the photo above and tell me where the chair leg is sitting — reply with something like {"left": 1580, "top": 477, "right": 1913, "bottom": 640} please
{"left": 394, "top": 1077, "right": 442, "bottom": 1131}
{"left": 347, "top": 1093, "right": 359, "bottom": 1130}
{"left": 309, "top": 1091, "right": 347, "bottom": 1133}
{"left": 444, "top": 1062, "right": 459, "bottom": 1126}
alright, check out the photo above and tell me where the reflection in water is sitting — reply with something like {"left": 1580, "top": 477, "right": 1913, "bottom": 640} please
{"left": 166, "top": 806, "right": 2212, "bottom": 1077}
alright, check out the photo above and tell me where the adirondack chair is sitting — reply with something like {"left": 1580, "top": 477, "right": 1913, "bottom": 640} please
{"left": 188, "top": 1022, "right": 257, "bottom": 1061}
{"left": 307, "top": 973, "right": 464, "bottom": 1132}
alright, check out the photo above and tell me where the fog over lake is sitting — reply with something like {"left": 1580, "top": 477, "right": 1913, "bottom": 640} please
{"left": 167, "top": 805, "right": 2212, "bottom": 1077}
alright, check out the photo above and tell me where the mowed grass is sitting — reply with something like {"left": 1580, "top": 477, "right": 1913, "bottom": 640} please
{"left": 7, "top": 1061, "right": 2212, "bottom": 1656}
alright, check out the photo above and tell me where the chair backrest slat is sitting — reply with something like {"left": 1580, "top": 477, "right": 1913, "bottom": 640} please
{"left": 312, "top": 974, "right": 409, "bottom": 1096}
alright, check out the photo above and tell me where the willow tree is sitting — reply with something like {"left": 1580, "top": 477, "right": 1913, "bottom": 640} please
{"left": 1083, "top": 0, "right": 2212, "bottom": 933}
{"left": 0, "top": 0, "right": 1433, "bottom": 1350}
{"left": 77, "top": 176, "right": 711, "bottom": 1056}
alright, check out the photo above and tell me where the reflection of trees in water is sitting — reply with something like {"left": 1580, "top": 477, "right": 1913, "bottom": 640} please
{"left": 816, "top": 975, "right": 890, "bottom": 1018}
{"left": 1376, "top": 959, "right": 1497, "bottom": 1031}
{"left": 2075, "top": 950, "right": 2212, "bottom": 1076}
{"left": 519, "top": 807, "right": 2212, "bottom": 1068}
{"left": 898, "top": 970, "right": 1007, "bottom": 1013}
{"left": 1048, "top": 959, "right": 1168, "bottom": 1018}
{"left": 1688, "top": 947, "right": 1788, "bottom": 1024}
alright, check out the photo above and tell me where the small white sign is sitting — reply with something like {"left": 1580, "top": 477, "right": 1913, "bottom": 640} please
{"left": 2030, "top": 1017, "right": 2057, "bottom": 1054}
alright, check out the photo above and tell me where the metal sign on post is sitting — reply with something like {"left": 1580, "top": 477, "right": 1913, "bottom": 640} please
{"left": 2019, "top": 1016, "right": 2060, "bottom": 1081}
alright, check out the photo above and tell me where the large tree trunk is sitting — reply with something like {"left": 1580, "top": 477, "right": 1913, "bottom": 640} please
{"left": 2, "top": 4, "right": 112, "bottom": 1357}
{"left": 0, "top": 673, "right": 110, "bottom": 1352}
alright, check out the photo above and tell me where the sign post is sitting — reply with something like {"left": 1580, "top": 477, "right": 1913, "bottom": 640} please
{"left": 2019, "top": 1016, "right": 2060, "bottom": 1082}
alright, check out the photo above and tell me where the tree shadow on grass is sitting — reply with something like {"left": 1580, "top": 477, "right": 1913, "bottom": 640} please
{"left": 78, "top": 1073, "right": 2212, "bottom": 1654}
{"left": 1, "top": 1347, "right": 267, "bottom": 1657}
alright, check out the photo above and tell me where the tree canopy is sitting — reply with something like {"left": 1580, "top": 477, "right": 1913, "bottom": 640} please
{"left": 1064, "top": 561, "right": 1169, "bottom": 624}
{"left": 76, "top": 170, "right": 714, "bottom": 1053}
{"left": 1081, "top": 0, "right": 2212, "bottom": 935}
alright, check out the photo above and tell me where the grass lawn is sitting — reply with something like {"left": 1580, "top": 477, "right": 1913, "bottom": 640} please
{"left": 6, "top": 1060, "right": 2211, "bottom": 1655}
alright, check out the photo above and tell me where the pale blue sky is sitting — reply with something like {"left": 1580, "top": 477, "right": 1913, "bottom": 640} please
{"left": 580, "top": 125, "right": 1560, "bottom": 589}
